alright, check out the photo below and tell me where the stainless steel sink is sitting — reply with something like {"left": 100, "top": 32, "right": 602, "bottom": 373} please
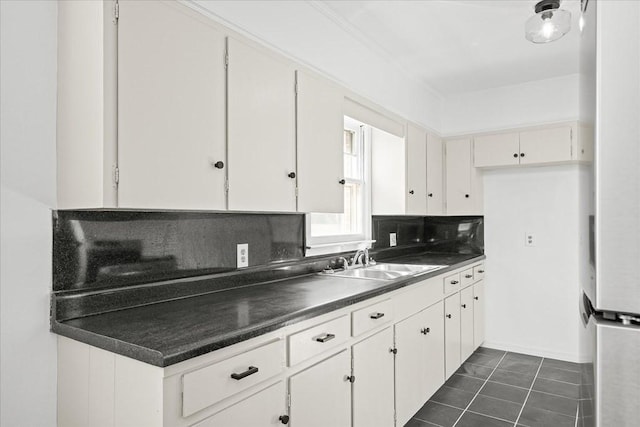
{"left": 324, "top": 263, "right": 445, "bottom": 281}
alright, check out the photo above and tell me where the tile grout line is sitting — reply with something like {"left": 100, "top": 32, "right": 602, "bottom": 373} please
{"left": 513, "top": 357, "right": 545, "bottom": 426}
{"left": 451, "top": 351, "right": 509, "bottom": 427}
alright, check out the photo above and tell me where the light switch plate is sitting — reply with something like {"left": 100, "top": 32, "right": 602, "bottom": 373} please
{"left": 390, "top": 233, "right": 397, "bottom": 247}
{"left": 525, "top": 232, "right": 535, "bottom": 247}
{"left": 237, "top": 243, "right": 249, "bottom": 268}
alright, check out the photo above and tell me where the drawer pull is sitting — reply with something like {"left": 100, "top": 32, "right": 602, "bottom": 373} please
{"left": 314, "top": 333, "right": 336, "bottom": 343}
{"left": 451, "top": 280, "right": 459, "bottom": 285}
{"left": 230, "top": 366, "right": 259, "bottom": 380}
{"left": 465, "top": 274, "right": 473, "bottom": 279}
{"left": 369, "top": 312, "right": 385, "bottom": 320}
{"left": 420, "top": 327, "right": 430, "bottom": 335}
{"left": 446, "top": 314, "right": 452, "bottom": 319}
{"left": 478, "top": 270, "right": 485, "bottom": 273}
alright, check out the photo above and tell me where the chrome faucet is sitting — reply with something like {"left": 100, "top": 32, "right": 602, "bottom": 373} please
{"left": 352, "top": 248, "right": 370, "bottom": 267}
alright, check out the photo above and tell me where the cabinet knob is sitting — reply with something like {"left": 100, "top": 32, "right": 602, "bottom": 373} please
{"left": 428, "top": 193, "right": 433, "bottom": 197}
{"left": 288, "top": 172, "right": 296, "bottom": 179}
{"left": 279, "top": 415, "right": 290, "bottom": 424}
{"left": 446, "top": 314, "right": 452, "bottom": 319}
{"left": 338, "top": 179, "right": 346, "bottom": 185}
{"left": 409, "top": 190, "right": 415, "bottom": 195}
{"left": 513, "top": 153, "right": 518, "bottom": 158}
{"left": 212, "top": 160, "right": 224, "bottom": 169}
{"left": 520, "top": 153, "right": 525, "bottom": 157}
{"left": 345, "top": 375, "right": 355, "bottom": 383}
{"left": 465, "top": 194, "right": 470, "bottom": 198}
{"left": 420, "top": 327, "right": 430, "bottom": 335}
{"left": 474, "top": 296, "right": 479, "bottom": 300}
{"left": 390, "top": 348, "right": 398, "bottom": 355}
{"left": 462, "top": 304, "right": 467, "bottom": 308}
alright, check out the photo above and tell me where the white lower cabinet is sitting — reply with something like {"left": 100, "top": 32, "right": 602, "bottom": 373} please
{"left": 473, "top": 280, "right": 485, "bottom": 349}
{"left": 395, "top": 301, "right": 445, "bottom": 427}
{"left": 444, "top": 293, "right": 461, "bottom": 379}
{"left": 460, "top": 285, "right": 475, "bottom": 362}
{"left": 193, "top": 382, "right": 286, "bottom": 427}
{"left": 352, "top": 328, "right": 395, "bottom": 427}
{"left": 56, "top": 262, "right": 486, "bottom": 427}
{"left": 288, "top": 350, "right": 351, "bottom": 427}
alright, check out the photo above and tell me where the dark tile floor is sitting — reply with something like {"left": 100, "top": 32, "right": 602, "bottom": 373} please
{"left": 407, "top": 347, "right": 581, "bottom": 427}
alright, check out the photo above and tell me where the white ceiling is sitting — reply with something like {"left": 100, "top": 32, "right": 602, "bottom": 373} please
{"left": 314, "top": 0, "right": 581, "bottom": 95}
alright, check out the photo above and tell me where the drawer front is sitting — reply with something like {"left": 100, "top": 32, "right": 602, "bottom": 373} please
{"left": 182, "top": 339, "right": 284, "bottom": 417}
{"left": 473, "top": 264, "right": 485, "bottom": 281}
{"left": 393, "top": 276, "right": 443, "bottom": 321}
{"left": 352, "top": 299, "right": 393, "bottom": 337}
{"left": 288, "top": 315, "right": 350, "bottom": 366}
{"left": 460, "top": 268, "right": 474, "bottom": 287}
{"left": 443, "top": 273, "right": 461, "bottom": 294}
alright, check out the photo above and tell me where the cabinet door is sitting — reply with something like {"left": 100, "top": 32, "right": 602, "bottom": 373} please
{"left": 460, "top": 286, "right": 475, "bottom": 362}
{"left": 194, "top": 382, "right": 286, "bottom": 427}
{"left": 444, "top": 293, "right": 461, "bottom": 379}
{"left": 473, "top": 132, "right": 520, "bottom": 168}
{"left": 422, "top": 301, "right": 446, "bottom": 402}
{"left": 395, "top": 310, "right": 428, "bottom": 427}
{"left": 227, "top": 38, "right": 296, "bottom": 212}
{"left": 289, "top": 350, "right": 351, "bottom": 427}
{"left": 519, "top": 125, "right": 573, "bottom": 165}
{"left": 118, "top": 0, "right": 226, "bottom": 209}
{"left": 473, "top": 280, "right": 485, "bottom": 349}
{"left": 352, "top": 328, "right": 394, "bottom": 427}
{"left": 406, "top": 124, "right": 428, "bottom": 215}
{"left": 296, "top": 71, "right": 344, "bottom": 213}
{"left": 371, "top": 128, "right": 406, "bottom": 215}
{"left": 445, "top": 138, "right": 473, "bottom": 215}
{"left": 426, "top": 133, "right": 444, "bottom": 215}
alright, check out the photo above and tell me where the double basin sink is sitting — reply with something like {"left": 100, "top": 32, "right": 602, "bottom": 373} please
{"left": 323, "top": 263, "right": 445, "bottom": 281}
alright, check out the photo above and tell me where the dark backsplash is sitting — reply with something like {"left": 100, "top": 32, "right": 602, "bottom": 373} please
{"left": 372, "top": 215, "right": 484, "bottom": 255}
{"left": 53, "top": 210, "right": 305, "bottom": 292}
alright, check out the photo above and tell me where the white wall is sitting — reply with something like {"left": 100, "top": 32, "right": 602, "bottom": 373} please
{"left": 483, "top": 166, "right": 583, "bottom": 361}
{"left": 442, "top": 74, "right": 579, "bottom": 136}
{"left": 190, "top": 0, "right": 443, "bottom": 132}
{"left": 1, "top": 1, "right": 58, "bottom": 426}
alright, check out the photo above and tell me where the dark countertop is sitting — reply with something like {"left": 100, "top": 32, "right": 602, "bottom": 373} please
{"left": 52, "top": 252, "right": 485, "bottom": 367}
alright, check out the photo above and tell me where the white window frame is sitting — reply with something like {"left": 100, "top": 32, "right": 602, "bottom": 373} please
{"left": 305, "top": 116, "right": 372, "bottom": 257}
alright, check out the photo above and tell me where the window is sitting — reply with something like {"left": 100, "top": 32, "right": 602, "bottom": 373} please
{"left": 306, "top": 116, "right": 371, "bottom": 255}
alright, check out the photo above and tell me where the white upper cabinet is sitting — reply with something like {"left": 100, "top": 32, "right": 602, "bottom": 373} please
{"left": 426, "top": 133, "right": 445, "bottom": 215}
{"left": 519, "top": 125, "right": 573, "bottom": 165}
{"left": 296, "top": 71, "right": 344, "bottom": 213}
{"left": 227, "top": 37, "right": 297, "bottom": 212}
{"left": 117, "top": 0, "right": 226, "bottom": 210}
{"left": 473, "top": 123, "right": 584, "bottom": 168}
{"left": 371, "top": 128, "right": 406, "bottom": 215}
{"left": 406, "top": 124, "right": 428, "bottom": 215}
{"left": 445, "top": 138, "right": 483, "bottom": 216}
{"left": 473, "top": 132, "right": 520, "bottom": 168}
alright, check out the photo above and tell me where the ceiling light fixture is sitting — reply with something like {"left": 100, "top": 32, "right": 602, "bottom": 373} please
{"left": 525, "top": 0, "right": 571, "bottom": 43}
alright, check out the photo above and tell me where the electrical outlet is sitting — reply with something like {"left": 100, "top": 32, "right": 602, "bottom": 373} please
{"left": 525, "top": 232, "right": 535, "bottom": 247}
{"left": 237, "top": 243, "right": 249, "bottom": 268}
{"left": 390, "top": 233, "right": 397, "bottom": 247}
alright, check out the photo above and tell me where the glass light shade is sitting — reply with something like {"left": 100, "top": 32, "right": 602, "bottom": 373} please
{"left": 525, "top": 8, "right": 572, "bottom": 43}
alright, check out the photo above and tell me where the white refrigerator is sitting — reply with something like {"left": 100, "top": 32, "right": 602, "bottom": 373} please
{"left": 579, "top": 0, "right": 640, "bottom": 426}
